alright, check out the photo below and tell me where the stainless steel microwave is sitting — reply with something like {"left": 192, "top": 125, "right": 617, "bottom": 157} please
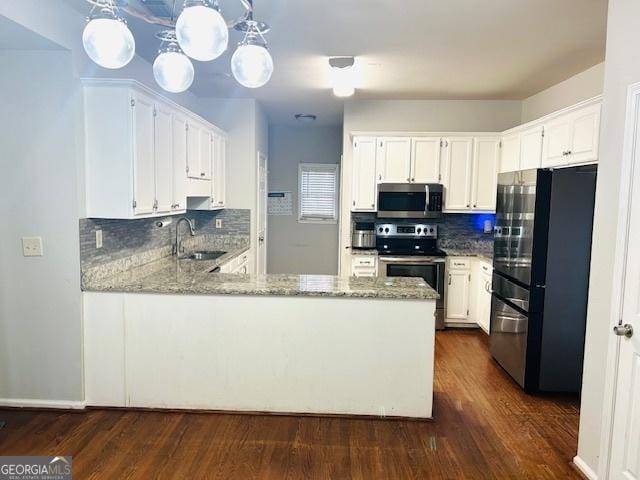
{"left": 377, "top": 183, "right": 443, "bottom": 218}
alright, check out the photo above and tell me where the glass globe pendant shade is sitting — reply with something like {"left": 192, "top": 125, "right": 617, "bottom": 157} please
{"left": 153, "top": 49, "right": 195, "bottom": 93}
{"left": 176, "top": 4, "right": 229, "bottom": 62}
{"left": 82, "top": 17, "right": 135, "bottom": 69}
{"left": 231, "top": 43, "right": 273, "bottom": 89}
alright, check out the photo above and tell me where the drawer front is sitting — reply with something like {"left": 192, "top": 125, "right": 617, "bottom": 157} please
{"left": 448, "top": 258, "right": 471, "bottom": 270}
{"left": 352, "top": 256, "right": 377, "bottom": 267}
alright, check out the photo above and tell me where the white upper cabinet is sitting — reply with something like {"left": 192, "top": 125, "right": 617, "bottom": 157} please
{"left": 541, "top": 115, "right": 571, "bottom": 167}
{"left": 500, "top": 132, "right": 521, "bottom": 173}
{"left": 131, "top": 91, "right": 156, "bottom": 216}
{"left": 471, "top": 138, "right": 500, "bottom": 211}
{"left": 411, "top": 137, "right": 441, "bottom": 183}
{"left": 82, "top": 79, "right": 224, "bottom": 219}
{"left": 443, "top": 137, "right": 474, "bottom": 211}
{"left": 153, "top": 103, "right": 174, "bottom": 215}
{"left": 519, "top": 126, "right": 544, "bottom": 170}
{"left": 376, "top": 137, "right": 412, "bottom": 183}
{"left": 212, "top": 134, "right": 226, "bottom": 209}
{"left": 542, "top": 102, "right": 601, "bottom": 167}
{"left": 171, "top": 114, "right": 188, "bottom": 212}
{"left": 352, "top": 137, "right": 378, "bottom": 211}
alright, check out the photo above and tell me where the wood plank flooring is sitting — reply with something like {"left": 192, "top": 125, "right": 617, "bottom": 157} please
{"left": 0, "top": 330, "right": 582, "bottom": 479}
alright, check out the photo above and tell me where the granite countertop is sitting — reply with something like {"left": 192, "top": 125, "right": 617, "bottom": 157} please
{"left": 442, "top": 248, "right": 493, "bottom": 263}
{"left": 351, "top": 249, "right": 378, "bottom": 256}
{"left": 83, "top": 254, "right": 438, "bottom": 301}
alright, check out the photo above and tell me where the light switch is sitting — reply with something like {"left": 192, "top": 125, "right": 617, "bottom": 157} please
{"left": 22, "top": 237, "right": 43, "bottom": 257}
{"left": 216, "top": 219, "right": 222, "bottom": 228}
{"left": 95, "top": 230, "right": 103, "bottom": 249}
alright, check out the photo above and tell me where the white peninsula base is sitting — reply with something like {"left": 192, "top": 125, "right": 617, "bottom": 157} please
{"left": 84, "top": 292, "right": 436, "bottom": 418}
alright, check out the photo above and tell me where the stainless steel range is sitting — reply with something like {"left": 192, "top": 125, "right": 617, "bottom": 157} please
{"left": 376, "top": 222, "right": 446, "bottom": 329}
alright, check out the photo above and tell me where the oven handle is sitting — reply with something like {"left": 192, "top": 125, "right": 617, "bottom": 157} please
{"left": 425, "top": 184, "right": 430, "bottom": 214}
{"left": 379, "top": 257, "right": 446, "bottom": 264}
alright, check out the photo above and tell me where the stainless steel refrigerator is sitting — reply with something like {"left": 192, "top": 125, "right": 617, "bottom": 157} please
{"left": 490, "top": 166, "right": 597, "bottom": 393}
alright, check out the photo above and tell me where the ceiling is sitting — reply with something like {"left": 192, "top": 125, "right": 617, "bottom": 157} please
{"left": 66, "top": 0, "right": 607, "bottom": 126}
{"left": 0, "top": 15, "right": 63, "bottom": 50}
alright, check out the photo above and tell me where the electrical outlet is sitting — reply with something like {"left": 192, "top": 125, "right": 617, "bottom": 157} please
{"left": 215, "top": 219, "right": 222, "bottom": 228}
{"left": 22, "top": 237, "right": 43, "bottom": 257}
{"left": 95, "top": 230, "right": 103, "bottom": 249}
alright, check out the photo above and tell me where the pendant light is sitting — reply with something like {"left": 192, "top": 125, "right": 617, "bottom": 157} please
{"left": 231, "top": 6, "right": 273, "bottom": 89}
{"left": 82, "top": 1, "right": 135, "bottom": 69}
{"left": 153, "top": 30, "right": 194, "bottom": 93}
{"left": 176, "top": 0, "right": 228, "bottom": 62}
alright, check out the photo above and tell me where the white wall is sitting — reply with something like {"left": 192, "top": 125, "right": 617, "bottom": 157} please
{"left": 198, "top": 98, "right": 269, "bottom": 273}
{"left": 576, "top": 0, "right": 640, "bottom": 474}
{"left": 268, "top": 126, "right": 342, "bottom": 274}
{"left": 338, "top": 99, "right": 522, "bottom": 275}
{"left": 521, "top": 63, "right": 605, "bottom": 123}
{"left": 0, "top": 51, "right": 83, "bottom": 402}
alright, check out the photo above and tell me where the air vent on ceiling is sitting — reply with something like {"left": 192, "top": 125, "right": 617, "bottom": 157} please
{"left": 140, "top": 0, "right": 174, "bottom": 17}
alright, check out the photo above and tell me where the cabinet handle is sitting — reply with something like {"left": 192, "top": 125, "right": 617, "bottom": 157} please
{"left": 411, "top": 178, "right": 415, "bottom": 182}
{"left": 466, "top": 204, "right": 470, "bottom": 208}
{"left": 448, "top": 274, "right": 452, "bottom": 286}
{"left": 371, "top": 203, "right": 375, "bottom": 208}
{"left": 201, "top": 172, "right": 205, "bottom": 176}
{"left": 378, "top": 174, "right": 382, "bottom": 181}
{"left": 473, "top": 204, "right": 477, "bottom": 208}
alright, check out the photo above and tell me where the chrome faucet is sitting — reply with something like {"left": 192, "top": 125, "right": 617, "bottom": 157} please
{"left": 173, "top": 218, "right": 195, "bottom": 255}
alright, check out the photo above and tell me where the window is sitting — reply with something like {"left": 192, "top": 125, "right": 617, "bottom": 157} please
{"left": 298, "top": 163, "right": 339, "bottom": 223}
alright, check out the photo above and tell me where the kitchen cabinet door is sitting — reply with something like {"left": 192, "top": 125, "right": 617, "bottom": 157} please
{"left": 568, "top": 103, "right": 600, "bottom": 165}
{"left": 478, "top": 272, "right": 493, "bottom": 334}
{"left": 199, "top": 128, "right": 212, "bottom": 180}
{"left": 471, "top": 137, "right": 500, "bottom": 211}
{"left": 500, "top": 133, "right": 521, "bottom": 173}
{"left": 541, "top": 115, "right": 571, "bottom": 168}
{"left": 154, "top": 103, "right": 174, "bottom": 214}
{"left": 171, "top": 114, "right": 187, "bottom": 212}
{"left": 377, "top": 137, "right": 411, "bottom": 183}
{"left": 520, "top": 126, "right": 543, "bottom": 170}
{"left": 131, "top": 91, "right": 156, "bottom": 216}
{"left": 443, "top": 137, "right": 473, "bottom": 211}
{"left": 186, "top": 121, "right": 202, "bottom": 179}
{"left": 446, "top": 270, "right": 470, "bottom": 320}
{"left": 411, "top": 137, "right": 441, "bottom": 183}
{"left": 352, "top": 137, "right": 378, "bottom": 211}
{"left": 212, "top": 134, "right": 226, "bottom": 209}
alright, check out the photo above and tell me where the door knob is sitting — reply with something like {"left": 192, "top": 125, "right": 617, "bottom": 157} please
{"left": 614, "top": 324, "right": 634, "bottom": 338}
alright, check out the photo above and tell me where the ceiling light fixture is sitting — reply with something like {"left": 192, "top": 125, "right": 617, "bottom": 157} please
{"left": 175, "top": 0, "right": 228, "bottom": 62}
{"left": 231, "top": 17, "right": 273, "bottom": 89}
{"left": 153, "top": 30, "right": 194, "bottom": 93}
{"left": 329, "top": 57, "right": 356, "bottom": 98}
{"left": 294, "top": 114, "right": 317, "bottom": 123}
{"left": 82, "top": 0, "right": 135, "bottom": 69}
{"left": 82, "top": 0, "right": 274, "bottom": 92}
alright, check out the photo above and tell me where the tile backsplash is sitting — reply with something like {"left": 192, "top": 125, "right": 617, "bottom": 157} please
{"left": 352, "top": 212, "right": 494, "bottom": 251}
{"left": 79, "top": 209, "right": 250, "bottom": 270}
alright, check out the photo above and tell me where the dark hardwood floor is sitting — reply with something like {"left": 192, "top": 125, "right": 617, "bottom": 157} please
{"left": 0, "top": 330, "right": 582, "bottom": 479}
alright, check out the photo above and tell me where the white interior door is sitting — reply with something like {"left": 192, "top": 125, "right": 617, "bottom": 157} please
{"left": 256, "top": 151, "right": 268, "bottom": 275}
{"left": 608, "top": 91, "right": 640, "bottom": 480}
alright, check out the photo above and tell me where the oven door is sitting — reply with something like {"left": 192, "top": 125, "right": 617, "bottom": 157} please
{"left": 379, "top": 257, "right": 445, "bottom": 329}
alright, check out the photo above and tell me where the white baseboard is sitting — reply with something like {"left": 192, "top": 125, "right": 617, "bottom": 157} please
{"left": 573, "top": 455, "right": 598, "bottom": 480}
{"left": 0, "top": 398, "right": 86, "bottom": 410}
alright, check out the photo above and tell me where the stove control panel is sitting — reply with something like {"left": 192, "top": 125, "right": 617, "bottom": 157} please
{"left": 376, "top": 223, "right": 438, "bottom": 238}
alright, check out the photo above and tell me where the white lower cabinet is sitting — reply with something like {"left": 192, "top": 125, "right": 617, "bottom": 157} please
{"left": 445, "top": 258, "right": 471, "bottom": 323}
{"left": 351, "top": 255, "right": 378, "bottom": 277}
{"left": 219, "top": 252, "right": 250, "bottom": 274}
{"left": 447, "top": 257, "right": 492, "bottom": 330}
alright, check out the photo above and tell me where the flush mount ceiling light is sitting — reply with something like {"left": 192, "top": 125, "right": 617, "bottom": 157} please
{"left": 153, "top": 30, "right": 194, "bottom": 93}
{"left": 329, "top": 56, "right": 356, "bottom": 98}
{"left": 294, "top": 114, "right": 317, "bottom": 123}
{"left": 82, "top": 0, "right": 274, "bottom": 93}
{"left": 82, "top": 0, "right": 135, "bottom": 69}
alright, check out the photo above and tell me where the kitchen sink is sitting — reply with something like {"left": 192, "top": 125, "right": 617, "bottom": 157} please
{"left": 184, "top": 251, "right": 227, "bottom": 261}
